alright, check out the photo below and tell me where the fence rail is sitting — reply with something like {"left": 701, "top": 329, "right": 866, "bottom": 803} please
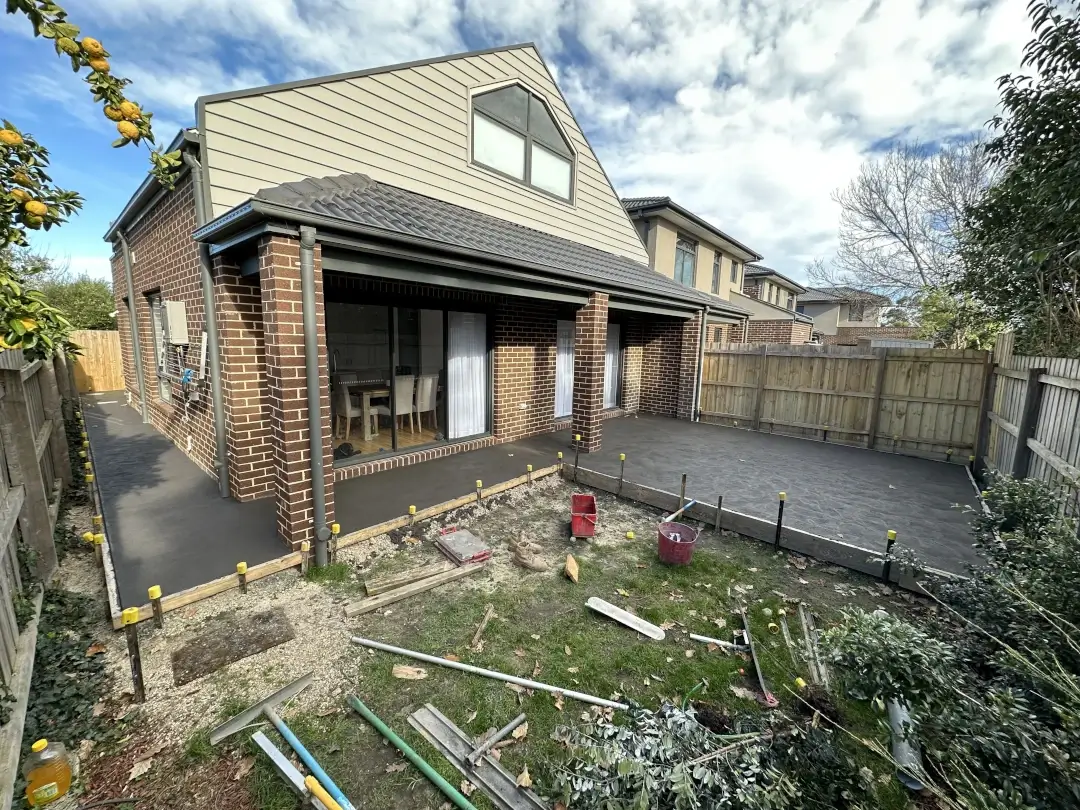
{"left": 983, "top": 336, "right": 1080, "bottom": 513}
{"left": 0, "top": 349, "right": 73, "bottom": 810}
{"left": 699, "top": 343, "right": 990, "bottom": 461}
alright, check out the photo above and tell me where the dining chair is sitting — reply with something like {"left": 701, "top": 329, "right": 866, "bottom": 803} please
{"left": 373, "top": 375, "right": 416, "bottom": 434}
{"left": 334, "top": 383, "right": 365, "bottom": 443}
{"left": 414, "top": 373, "right": 439, "bottom": 432}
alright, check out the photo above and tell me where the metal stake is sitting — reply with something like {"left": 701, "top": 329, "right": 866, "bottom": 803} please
{"left": 573, "top": 434, "right": 581, "bottom": 482}
{"left": 148, "top": 585, "right": 164, "bottom": 629}
{"left": 617, "top": 453, "right": 625, "bottom": 494}
{"left": 881, "top": 529, "right": 897, "bottom": 584}
{"left": 466, "top": 713, "right": 526, "bottom": 765}
{"left": 774, "top": 492, "right": 786, "bottom": 550}
{"left": 715, "top": 494, "right": 723, "bottom": 532}
{"left": 476, "top": 480, "right": 483, "bottom": 503}
{"left": 237, "top": 561, "right": 248, "bottom": 594}
{"left": 679, "top": 474, "right": 687, "bottom": 509}
{"left": 122, "top": 607, "right": 146, "bottom": 703}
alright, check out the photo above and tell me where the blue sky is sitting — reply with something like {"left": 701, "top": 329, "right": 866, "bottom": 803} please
{"left": 2, "top": 0, "right": 1029, "bottom": 283}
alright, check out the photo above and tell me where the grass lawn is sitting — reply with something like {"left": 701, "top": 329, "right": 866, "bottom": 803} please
{"left": 214, "top": 480, "right": 920, "bottom": 810}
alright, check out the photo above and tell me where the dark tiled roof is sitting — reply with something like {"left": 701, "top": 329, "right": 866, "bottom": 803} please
{"left": 621, "top": 196, "right": 670, "bottom": 211}
{"left": 745, "top": 264, "right": 807, "bottom": 293}
{"left": 801, "top": 286, "right": 891, "bottom": 305}
{"left": 254, "top": 174, "right": 748, "bottom": 314}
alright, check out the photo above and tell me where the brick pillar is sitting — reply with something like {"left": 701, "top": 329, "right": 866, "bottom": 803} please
{"left": 572, "top": 292, "right": 608, "bottom": 452}
{"left": 676, "top": 311, "right": 702, "bottom": 420}
{"left": 216, "top": 256, "right": 274, "bottom": 501}
{"left": 620, "top": 318, "right": 643, "bottom": 413}
{"left": 258, "top": 235, "right": 335, "bottom": 548}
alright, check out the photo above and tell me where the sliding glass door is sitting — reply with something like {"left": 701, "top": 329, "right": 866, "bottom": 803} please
{"left": 555, "top": 319, "right": 574, "bottom": 418}
{"left": 603, "top": 323, "right": 620, "bottom": 409}
{"left": 447, "top": 312, "right": 488, "bottom": 439}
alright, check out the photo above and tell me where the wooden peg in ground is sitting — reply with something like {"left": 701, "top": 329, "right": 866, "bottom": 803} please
{"left": 471, "top": 603, "right": 496, "bottom": 650}
{"left": 565, "top": 554, "right": 579, "bottom": 584}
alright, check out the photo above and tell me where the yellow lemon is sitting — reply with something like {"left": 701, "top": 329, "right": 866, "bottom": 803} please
{"left": 0, "top": 130, "right": 23, "bottom": 147}
{"left": 9, "top": 189, "right": 29, "bottom": 204}
{"left": 21, "top": 214, "right": 43, "bottom": 229}
{"left": 118, "top": 101, "right": 141, "bottom": 121}
{"left": 116, "top": 121, "right": 140, "bottom": 140}
{"left": 103, "top": 105, "right": 123, "bottom": 121}
{"left": 88, "top": 57, "right": 110, "bottom": 73}
{"left": 80, "top": 37, "right": 106, "bottom": 58}
{"left": 23, "top": 200, "right": 48, "bottom": 217}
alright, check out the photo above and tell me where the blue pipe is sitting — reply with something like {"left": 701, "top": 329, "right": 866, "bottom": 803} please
{"left": 266, "top": 708, "right": 355, "bottom": 810}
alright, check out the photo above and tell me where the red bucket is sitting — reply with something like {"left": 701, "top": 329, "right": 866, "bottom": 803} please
{"left": 658, "top": 521, "right": 698, "bottom": 565}
{"left": 571, "top": 493, "right": 597, "bottom": 538}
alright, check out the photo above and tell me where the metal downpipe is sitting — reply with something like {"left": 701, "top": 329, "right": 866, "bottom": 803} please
{"left": 183, "top": 152, "right": 230, "bottom": 499}
{"left": 117, "top": 231, "right": 149, "bottom": 424}
{"left": 300, "top": 226, "right": 330, "bottom": 566}
{"left": 693, "top": 306, "right": 709, "bottom": 421}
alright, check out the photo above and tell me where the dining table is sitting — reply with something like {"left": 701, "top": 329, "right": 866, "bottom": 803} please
{"left": 343, "top": 381, "right": 389, "bottom": 442}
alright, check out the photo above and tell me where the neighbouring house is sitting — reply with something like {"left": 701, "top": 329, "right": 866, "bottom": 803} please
{"left": 620, "top": 197, "right": 758, "bottom": 343}
{"left": 735, "top": 265, "right": 814, "bottom": 344}
{"left": 104, "top": 43, "right": 724, "bottom": 550}
{"left": 798, "top": 286, "right": 917, "bottom": 345}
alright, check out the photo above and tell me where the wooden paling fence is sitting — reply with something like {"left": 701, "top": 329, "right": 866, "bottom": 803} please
{"left": 699, "top": 343, "right": 991, "bottom": 462}
{"left": 0, "top": 348, "right": 74, "bottom": 810}
{"left": 70, "top": 329, "right": 123, "bottom": 393}
{"left": 983, "top": 332, "right": 1080, "bottom": 514}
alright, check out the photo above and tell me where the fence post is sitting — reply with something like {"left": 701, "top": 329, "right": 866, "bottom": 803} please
{"left": 53, "top": 351, "right": 75, "bottom": 421}
{"left": 866, "top": 347, "right": 888, "bottom": 449}
{"left": 974, "top": 353, "right": 996, "bottom": 471}
{"left": 40, "top": 358, "right": 72, "bottom": 487}
{"left": 0, "top": 369, "right": 58, "bottom": 578}
{"left": 1011, "top": 367, "right": 1046, "bottom": 478}
{"left": 751, "top": 343, "right": 768, "bottom": 431}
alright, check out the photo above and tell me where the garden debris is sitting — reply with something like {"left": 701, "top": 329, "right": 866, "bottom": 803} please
{"left": 516, "top": 767, "right": 533, "bottom": 788}
{"left": 511, "top": 722, "right": 528, "bottom": 741}
{"left": 170, "top": 607, "right": 296, "bottom": 686}
{"left": 86, "top": 642, "right": 107, "bottom": 657}
{"left": 564, "top": 554, "right": 579, "bottom": 583}
{"left": 344, "top": 562, "right": 487, "bottom": 617}
{"left": 471, "top": 604, "right": 496, "bottom": 650}
{"left": 385, "top": 762, "right": 408, "bottom": 774}
{"left": 437, "top": 527, "right": 491, "bottom": 564}
{"left": 729, "top": 685, "right": 759, "bottom": 702}
{"left": 586, "top": 596, "right": 666, "bottom": 640}
{"left": 392, "top": 665, "right": 428, "bottom": 680}
{"left": 128, "top": 759, "right": 153, "bottom": 782}
{"left": 739, "top": 608, "right": 779, "bottom": 707}
{"left": 232, "top": 756, "right": 255, "bottom": 781}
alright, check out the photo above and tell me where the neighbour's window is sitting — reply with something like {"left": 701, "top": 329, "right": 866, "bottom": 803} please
{"left": 674, "top": 237, "right": 697, "bottom": 287}
{"left": 849, "top": 302, "right": 867, "bottom": 321}
{"left": 711, "top": 253, "right": 722, "bottom": 294}
{"left": 472, "top": 85, "right": 573, "bottom": 201}
{"left": 730, "top": 260, "right": 741, "bottom": 284}
{"left": 796, "top": 304, "right": 806, "bottom": 314}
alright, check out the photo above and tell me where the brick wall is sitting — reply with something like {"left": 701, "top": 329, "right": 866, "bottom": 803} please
{"left": 493, "top": 299, "right": 558, "bottom": 441}
{"left": 572, "top": 292, "right": 607, "bottom": 451}
{"left": 110, "top": 173, "right": 218, "bottom": 479}
{"left": 705, "top": 322, "right": 748, "bottom": 344}
{"left": 259, "top": 235, "right": 335, "bottom": 549}
{"left": 676, "top": 312, "right": 702, "bottom": 420}
{"left": 620, "top": 318, "right": 643, "bottom": 412}
{"left": 639, "top": 319, "right": 682, "bottom": 416}
{"left": 823, "top": 326, "right": 922, "bottom": 345}
{"left": 744, "top": 319, "right": 812, "bottom": 345}
{"left": 742, "top": 280, "right": 760, "bottom": 298}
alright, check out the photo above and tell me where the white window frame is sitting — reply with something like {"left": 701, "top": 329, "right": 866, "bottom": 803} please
{"left": 675, "top": 236, "right": 697, "bottom": 288}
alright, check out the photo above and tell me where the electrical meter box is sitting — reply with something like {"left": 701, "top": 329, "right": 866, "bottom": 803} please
{"left": 163, "top": 300, "right": 189, "bottom": 345}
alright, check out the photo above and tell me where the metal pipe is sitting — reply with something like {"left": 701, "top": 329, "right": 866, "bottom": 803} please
{"left": 183, "top": 152, "right": 230, "bottom": 499}
{"left": 689, "top": 632, "right": 747, "bottom": 652}
{"left": 265, "top": 707, "right": 355, "bottom": 810}
{"left": 348, "top": 695, "right": 478, "bottom": 810}
{"left": 887, "top": 700, "right": 926, "bottom": 791}
{"left": 692, "top": 305, "right": 709, "bottom": 421}
{"left": 299, "top": 225, "right": 330, "bottom": 567}
{"left": 117, "top": 231, "right": 148, "bottom": 423}
{"left": 350, "top": 635, "right": 628, "bottom": 709}
{"left": 466, "top": 713, "right": 526, "bottom": 764}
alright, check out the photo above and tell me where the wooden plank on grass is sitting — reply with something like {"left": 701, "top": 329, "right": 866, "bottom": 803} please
{"left": 364, "top": 561, "right": 455, "bottom": 596}
{"left": 344, "top": 563, "right": 486, "bottom": 617}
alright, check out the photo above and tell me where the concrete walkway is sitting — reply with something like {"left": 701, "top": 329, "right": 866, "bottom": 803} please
{"left": 83, "top": 394, "right": 279, "bottom": 608}
{"left": 553, "top": 414, "right": 980, "bottom": 574}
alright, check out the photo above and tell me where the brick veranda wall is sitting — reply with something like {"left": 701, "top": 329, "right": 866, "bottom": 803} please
{"left": 745, "top": 320, "right": 812, "bottom": 345}
{"left": 493, "top": 299, "right": 558, "bottom": 441}
{"left": 110, "top": 173, "right": 218, "bottom": 478}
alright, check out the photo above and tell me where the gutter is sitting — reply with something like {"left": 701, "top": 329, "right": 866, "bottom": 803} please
{"left": 299, "top": 226, "right": 331, "bottom": 567}
{"left": 117, "top": 232, "right": 148, "bottom": 423}
{"left": 182, "top": 152, "right": 231, "bottom": 500}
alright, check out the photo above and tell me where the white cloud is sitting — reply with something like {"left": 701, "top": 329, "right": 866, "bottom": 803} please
{"left": 40, "top": 0, "right": 1032, "bottom": 279}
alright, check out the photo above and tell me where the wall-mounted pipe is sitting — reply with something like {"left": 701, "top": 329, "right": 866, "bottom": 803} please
{"left": 693, "top": 306, "right": 709, "bottom": 421}
{"left": 117, "top": 231, "right": 148, "bottom": 424}
{"left": 300, "top": 226, "right": 330, "bottom": 566}
{"left": 183, "top": 152, "right": 230, "bottom": 500}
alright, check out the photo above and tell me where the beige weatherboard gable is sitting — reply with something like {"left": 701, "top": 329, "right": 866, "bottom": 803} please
{"left": 198, "top": 44, "right": 648, "bottom": 263}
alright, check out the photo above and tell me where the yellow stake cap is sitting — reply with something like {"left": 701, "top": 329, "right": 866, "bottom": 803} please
{"left": 574, "top": 434, "right": 581, "bottom": 441}
{"left": 93, "top": 515, "right": 103, "bottom": 526}
{"left": 794, "top": 677, "right": 807, "bottom": 690}
{"left": 300, "top": 541, "right": 310, "bottom": 552}
{"left": 557, "top": 451, "right": 563, "bottom": 459}
{"left": 778, "top": 491, "right": 787, "bottom": 501}
{"left": 92, "top": 533, "right": 104, "bottom": 545}
{"left": 80, "top": 432, "right": 87, "bottom": 439}
{"left": 148, "top": 585, "right": 161, "bottom": 600}
{"left": 78, "top": 450, "right": 86, "bottom": 458}
{"left": 82, "top": 440, "right": 89, "bottom": 448}
{"left": 84, "top": 462, "right": 92, "bottom": 470}
{"left": 236, "top": 562, "right": 248, "bottom": 575}
{"left": 85, "top": 473, "right": 95, "bottom": 483}
{"left": 330, "top": 523, "right": 340, "bottom": 535}
{"left": 626, "top": 531, "right": 635, "bottom": 540}
{"left": 81, "top": 531, "right": 94, "bottom": 543}
{"left": 409, "top": 504, "right": 416, "bottom": 515}
{"left": 768, "top": 622, "right": 779, "bottom": 634}
{"left": 887, "top": 530, "right": 897, "bottom": 540}
{"left": 969, "top": 455, "right": 975, "bottom": 462}
{"left": 122, "top": 607, "right": 139, "bottom": 625}
{"left": 476, "top": 480, "right": 482, "bottom": 489}
{"left": 526, "top": 465, "right": 532, "bottom": 472}
{"left": 619, "top": 453, "right": 626, "bottom": 461}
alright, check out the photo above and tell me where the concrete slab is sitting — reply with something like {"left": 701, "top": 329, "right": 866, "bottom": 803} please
{"left": 83, "top": 394, "right": 279, "bottom": 608}
{"left": 553, "top": 414, "right": 980, "bottom": 574}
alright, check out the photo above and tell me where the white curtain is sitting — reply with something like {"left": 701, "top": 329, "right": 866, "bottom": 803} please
{"left": 604, "top": 323, "right": 621, "bottom": 409}
{"left": 448, "top": 312, "right": 488, "bottom": 439}
{"left": 555, "top": 320, "right": 574, "bottom": 418}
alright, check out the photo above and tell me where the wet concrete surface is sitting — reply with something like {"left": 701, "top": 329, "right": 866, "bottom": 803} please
{"left": 553, "top": 414, "right": 980, "bottom": 574}
{"left": 83, "top": 394, "right": 279, "bottom": 608}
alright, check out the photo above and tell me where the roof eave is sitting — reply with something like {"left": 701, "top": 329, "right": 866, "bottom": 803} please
{"left": 627, "top": 202, "right": 764, "bottom": 262}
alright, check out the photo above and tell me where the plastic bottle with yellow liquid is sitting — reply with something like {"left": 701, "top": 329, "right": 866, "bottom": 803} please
{"left": 22, "top": 738, "right": 72, "bottom": 806}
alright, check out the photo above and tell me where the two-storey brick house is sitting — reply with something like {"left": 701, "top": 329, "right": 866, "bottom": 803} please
{"left": 105, "top": 44, "right": 719, "bottom": 552}
{"left": 738, "top": 265, "right": 814, "bottom": 344}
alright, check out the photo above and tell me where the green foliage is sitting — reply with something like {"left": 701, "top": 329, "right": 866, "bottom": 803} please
{"left": 304, "top": 561, "right": 351, "bottom": 583}
{"left": 38, "top": 274, "right": 114, "bottom": 330}
{"left": 956, "top": 0, "right": 1080, "bottom": 356}
{"left": 912, "top": 287, "right": 1003, "bottom": 349}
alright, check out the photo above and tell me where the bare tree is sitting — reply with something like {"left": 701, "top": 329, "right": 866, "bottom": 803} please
{"left": 808, "top": 140, "right": 994, "bottom": 296}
